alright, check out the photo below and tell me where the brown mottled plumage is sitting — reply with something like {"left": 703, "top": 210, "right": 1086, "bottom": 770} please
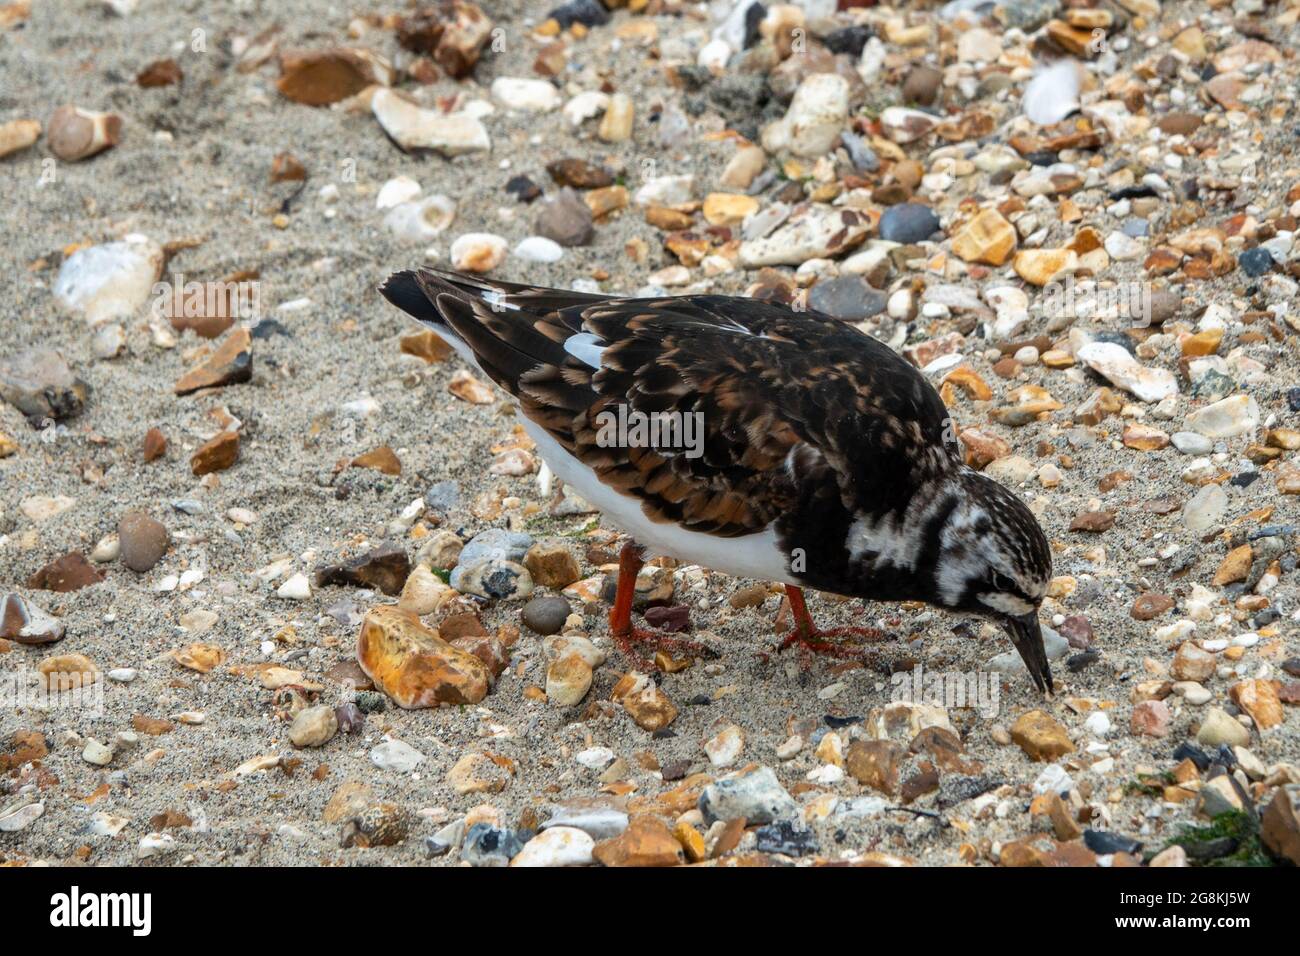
{"left": 381, "top": 268, "right": 1056, "bottom": 692}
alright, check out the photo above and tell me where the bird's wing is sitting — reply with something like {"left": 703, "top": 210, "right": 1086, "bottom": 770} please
{"left": 381, "top": 268, "right": 961, "bottom": 536}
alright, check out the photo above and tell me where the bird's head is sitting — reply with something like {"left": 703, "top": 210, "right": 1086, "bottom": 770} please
{"left": 932, "top": 469, "right": 1055, "bottom": 693}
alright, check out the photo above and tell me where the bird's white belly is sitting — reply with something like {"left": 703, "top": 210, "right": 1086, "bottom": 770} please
{"left": 520, "top": 417, "right": 795, "bottom": 586}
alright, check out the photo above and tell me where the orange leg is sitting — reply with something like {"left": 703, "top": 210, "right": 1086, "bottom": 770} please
{"left": 778, "top": 585, "right": 891, "bottom": 661}
{"left": 609, "top": 542, "right": 714, "bottom": 668}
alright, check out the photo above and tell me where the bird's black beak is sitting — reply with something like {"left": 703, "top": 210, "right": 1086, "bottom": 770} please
{"left": 1003, "top": 612, "right": 1053, "bottom": 696}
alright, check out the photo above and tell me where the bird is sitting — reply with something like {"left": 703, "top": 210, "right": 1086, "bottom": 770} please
{"left": 380, "top": 267, "right": 1056, "bottom": 694}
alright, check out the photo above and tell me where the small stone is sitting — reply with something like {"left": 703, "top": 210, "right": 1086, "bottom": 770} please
{"left": 807, "top": 276, "right": 885, "bottom": 321}
{"left": 1261, "top": 787, "right": 1300, "bottom": 866}
{"left": 0, "top": 347, "right": 89, "bottom": 421}
{"left": 492, "top": 77, "right": 561, "bottom": 112}
{"left": 1196, "top": 707, "right": 1250, "bottom": 748}
{"left": 289, "top": 705, "right": 338, "bottom": 748}
{"left": 1131, "top": 593, "right": 1173, "bottom": 621}
{"left": 0, "top": 593, "right": 65, "bottom": 645}
{"left": 878, "top": 203, "right": 940, "bottom": 244}
{"left": 37, "top": 653, "right": 99, "bottom": 692}
{"left": 592, "top": 816, "right": 683, "bottom": 867}
{"left": 704, "top": 724, "right": 744, "bottom": 768}
{"left": 597, "top": 92, "right": 633, "bottom": 142}
{"left": 190, "top": 431, "right": 239, "bottom": 476}
{"left": 1010, "top": 710, "right": 1074, "bottom": 761}
{"left": 117, "top": 511, "right": 168, "bottom": 573}
{"left": 511, "top": 826, "right": 595, "bottom": 867}
{"left": 356, "top": 605, "right": 490, "bottom": 708}
{"left": 546, "top": 654, "right": 592, "bottom": 706}
{"left": 521, "top": 595, "right": 571, "bottom": 636}
{"left": 371, "top": 88, "right": 489, "bottom": 156}
{"left": 514, "top": 236, "right": 563, "bottom": 264}
{"left": 1131, "top": 700, "right": 1171, "bottom": 738}
{"left": 1212, "top": 545, "right": 1252, "bottom": 587}
{"left": 174, "top": 327, "right": 252, "bottom": 395}
{"left": 879, "top": 106, "right": 939, "bottom": 144}
{"left": 1172, "top": 641, "right": 1216, "bottom": 682}
{"left": 1185, "top": 394, "right": 1259, "bottom": 440}
{"left": 702, "top": 192, "right": 759, "bottom": 226}
{"left": 369, "top": 738, "right": 425, "bottom": 773}
{"left": 762, "top": 74, "right": 849, "bottom": 158}
{"left": 47, "top": 105, "right": 121, "bottom": 161}
{"left": 523, "top": 542, "right": 580, "bottom": 589}
{"left": 699, "top": 765, "right": 797, "bottom": 825}
{"left": 383, "top": 195, "right": 456, "bottom": 243}
{"left": 902, "top": 65, "right": 942, "bottom": 105}
{"left": 1183, "top": 484, "right": 1225, "bottom": 532}
{"left": 275, "top": 572, "right": 311, "bottom": 601}
{"left": 846, "top": 739, "right": 901, "bottom": 795}
{"left": 1069, "top": 511, "right": 1115, "bottom": 533}
{"left": 951, "top": 209, "right": 1017, "bottom": 266}
{"left": 340, "top": 802, "right": 411, "bottom": 848}
{"left": 276, "top": 47, "right": 392, "bottom": 106}
{"left": 448, "top": 751, "right": 512, "bottom": 794}
{"left": 314, "top": 541, "right": 411, "bottom": 596}
{"left": 27, "top": 553, "right": 105, "bottom": 593}
{"left": 1239, "top": 247, "right": 1273, "bottom": 278}
{"left": 0, "top": 118, "right": 40, "bottom": 158}
{"left": 1229, "top": 680, "right": 1283, "bottom": 731}
{"left": 1012, "top": 248, "right": 1077, "bottom": 287}
{"left": 461, "top": 823, "right": 523, "bottom": 867}
{"left": 611, "top": 671, "right": 677, "bottom": 731}
{"left": 447, "top": 369, "right": 495, "bottom": 404}
{"left": 1076, "top": 342, "right": 1176, "bottom": 403}
{"left": 394, "top": 1, "right": 492, "bottom": 78}
{"left": 534, "top": 187, "right": 594, "bottom": 247}
{"left": 450, "top": 233, "right": 508, "bottom": 273}
{"left": 141, "top": 427, "right": 167, "bottom": 462}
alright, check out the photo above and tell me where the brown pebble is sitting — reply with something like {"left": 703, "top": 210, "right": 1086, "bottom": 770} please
{"left": 137, "top": 58, "right": 182, "bottom": 88}
{"left": 142, "top": 427, "right": 167, "bottom": 462}
{"left": 190, "top": 431, "right": 239, "bottom": 476}
{"left": 1131, "top": 593, "right": 1174, "bottom": 621}
{"left": 27, "top": 552, "right": 105, "bottom": 593}
{"left": 117, "top": 510, "right": 170, "bottom": 573}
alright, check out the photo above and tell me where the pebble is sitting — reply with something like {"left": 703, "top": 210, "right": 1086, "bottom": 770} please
{"left": 48, "top": 104, "right": 121, "bottom": 161}
{"left": 699, "top": 766, "right": 797, "bottom": 825}
{"left": 461, "top": 824, "right": 524, "bottom": 867}
{"left": 288, "top": 705, "right": 338, "bottom": 748}
{"left": 492, "top": 77, "right": 561, "bottom": 112}
{"left": 762, "top": 74, "right": 849, "bottom": 158}
{"left": 117, "top": 511, "right": 169, "bottom": 573}
{"left": 383, "top": 195, "right": 456, "bottom": 243}
{"left": 0, "top": 348, "right": 90, "bottom": 422}
{"left": 356, "top": 606, "right": 490, "bottom": 707}
{"left": 0, "top": 118, "right": 40, "bottom": 158}
{"left": 450, "top": 233, "right": 508, "bottom": 273}
{"left": 1196, "top": 707, "right": 1250, "bottom": 748}
{"left": 0, "top": 593, "right": 65, "bottom": 644}
{"left": 371, "top": 88, "right": 489, "bottom": 156}
{"left": 1185, "top": 394, "right": 1259, "bottom": 439}
{"left": 521, "top": 595, "right": 571, "bottom": 635}
{"left": 534, "top": 187, "right": 594, "bottom": 247}
{"left": 878, "top": 203, "right": 940, "bottom": 244}
{"left": 514, "top": 236, "right": 563, "bottom": 264}
{"left": 1076, "top": 342, "right": 1177, "bottom": 403}
{"left": 369, "top": 738, "right": 425, "bottom": 773}
{"left": 510, "top": 826, "right": 594, "bottom": 867}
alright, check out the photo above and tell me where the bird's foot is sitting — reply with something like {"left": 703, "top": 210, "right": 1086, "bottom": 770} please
{"left": 777, "top": 624, "right": 891, "bottom": 665}
{"left": 611, "top": 623, "right": 717, "bottom": 671}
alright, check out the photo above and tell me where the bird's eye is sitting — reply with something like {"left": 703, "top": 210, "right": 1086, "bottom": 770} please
{"left": 992, "top": 571, "right": 1017, "bottom": 592}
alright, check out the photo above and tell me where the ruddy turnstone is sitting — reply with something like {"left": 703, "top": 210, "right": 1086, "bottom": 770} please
{"left": 381, "top": 268, "right": 1055, "bottom": 693}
